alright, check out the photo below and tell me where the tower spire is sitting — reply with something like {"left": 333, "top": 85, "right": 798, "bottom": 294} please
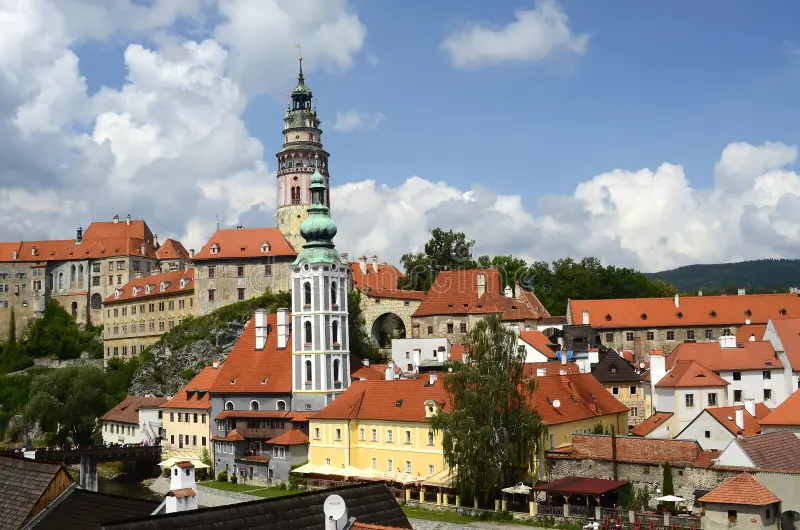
{"left": 295, "top": 44, "right": 303, "bottom": 82}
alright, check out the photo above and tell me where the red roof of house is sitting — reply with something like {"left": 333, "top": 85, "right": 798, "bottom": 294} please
{"left": 736, "top": 324, "right": 767, "bottom": 344}
{"left": 769, "top": 318, "right": 800, "bottom": 370}
{"left": 569, "top": 293, "right": 800, "bottom": 329}
{"left": 449, "top": 345, "right": 466, "bottom": 362}
{"left": 193, "top": 228, "right": 296, "bottom": 260}
{"left": 655, "top": 360, "right": 729, "bottom": 388}
{"left": 174, "top": 461, "right": 195, "bottom": 469}
{"left": 100, "top": 396, "right": 168, "bottom": 425}
{"left": 209, "top": 313, "right": 293, "bottom": 394}
{"left": 759, "top": 389, "right": 800, "bottom": 426}
{"left": 350, "top": 261, "right": 403, "bottom": 290}
{"left": 212, "top": 429, "right": 245, "bottom": 442}
{"left": 83, "top": 219, "right": 153, "bottom": 241}
{"left": 552, "top": 434, "right": 704, "bottom": 466}
{"left": 522, "top": 362, "right": 580, "bottom": 376}
{"left": 412, "top": 269, "right": 499, "bottom": 317}
{"left": 630, "top": 412, "right": 673, "bottom": 436}
{"left": 311, "top": 378, "right": 449, "bottom": 423}
{"left": 162, "top": 366, "right": 223, "bottom": 410}
{"left": 15, "top": 237, "right": 158, "bottom": 261}
{"left": 699, "top": 473, "right": 779, "bottom": 506}
{"left": 267, "top": 430, "right": 309, "bottom": 445}
{"left": 351, "top": 365, "right": 386, "bottom": 381}
{"left": 103, "top": 269, "right": 194, "bottom": 304}
{"left": 531, "top": 374, "right": 629, "bottom": 426}
{"left": 535, "top": 477, "right": 629, "bottom": 495}
{"left": 157, "top": 238, "right": 189, "bottom": 260}
{"left": 519, "top": 331, "right": 558, "bottom": 359}
{"left": 0, "top": 242, "right": 21, "bottom": 261}
{"left": 695, "top": 450, "right": 722, "bottom": 468}
{"left": 666, "top": 341, "right": 781, "bottom": 371}
{"left": 168, "top": 488, "right": 196, "bottom": 499}
{"left": 704, "top": 406, "right": 763, "bottom": 437}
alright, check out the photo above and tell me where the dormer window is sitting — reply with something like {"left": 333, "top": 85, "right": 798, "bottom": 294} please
{"left": 780, "top": 308, "right": 788, "bottom": 316}
{"left": 605, "top": 314, "right": 612, "bottom": 321}
{"left": 709, "top": 310, "right": 716, "bottom": 318}
{"left": 145, "top": 284, "right": 153, "bottom": 294}
{"left": 160, "top": 281, "right": 170, "bottom": 292}
{"left": 640, "top": 313, "right": 647, "bottom": 320}
{"left": 260, "top": 242, "right": 270, "bottom": 253}
{"left": 610, "top": 364, "right": 617, "bottom": 374}
{"left": 179, "top": 278, "right": 187, "bottom": 289}
{"left": 745, "top": 309, "right": 752, "bottom": 317}
{"left": 132, "top": 286, "right": 139, "bottom": 296}
{"left": 114, "top": 290, "right": 121, "bottom": 299}
{"left": 676, "top": 312, "right": 683, "bottom": 319}
{"left": 424, "top": 400, "right": 438, "bottom": 418}
{"left": 210, "top": 243, "right": 220, "bottom": 255}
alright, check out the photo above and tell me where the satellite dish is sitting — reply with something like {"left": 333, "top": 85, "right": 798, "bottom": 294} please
{"left": 323, "top": 494, "right": 346, "bottom": 521}
{"left": 745, "top": 318, "right": 751, "bottom": 325}
{"left": 552, "top": 399, "right": 561, "bottom": 409}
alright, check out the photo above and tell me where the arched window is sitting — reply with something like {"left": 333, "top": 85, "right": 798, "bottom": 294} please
{"left": 276, "top": 400, "right": 286, "bottom": 411}
{"left": 78, "top": 265, "right": 84, "bottom": 281}
{"left": 333, "top": 359, "right": 340, "bottom": 382}
{"left": 331, "top": 282, "right": 337, "bottom": 306}
{"left": 304, "top": 321, "right": 312, "bottom": 344}
{"left": 70, "top": 265, "right": 76, "bottom": 282}
{"left": 250, "top": 400, "right": 259, "bottom": 411}
{"left": 332, "top": 321, "right": 339, "bottom": 344}
{"left": 305, "top": 360, "right": 312, "bottom": 382}
{"left": 225, "top": 401, "right": 234, "bottom": 411}
{"left": 58, "top": 273, "right": 64, "bottom": 291}
{"left": 303, "top": 282, "right": 311, "bottom": 306}
{"left": 90, "top": 293, "right": 102, "bottom": 309}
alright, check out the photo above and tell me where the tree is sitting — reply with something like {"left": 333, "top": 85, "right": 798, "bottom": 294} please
{"left": 431, "top": 314, "right": 546, "bottom": 506}
{"left": 398, "top": 229, "right": 476, "bottom": 291}
{"left": 476, "top": 255, "right": 530, "bottom": 292}
{"left": 348, "top": 290, "right": 381, "bottom": 362}
{"left": 23, "top": 366, "right": 109, "bottom": 445}
{"left": 105, "top": 358, "right": 141, "bottom": 408}
{"left": 662, "top": 461, "right": 675, "bottom": 514}
{"left": 8, "top": 308, "right": 16, "bottom": 345}
{"left": 591, "top": 422, "right": 605, "bottom": 434}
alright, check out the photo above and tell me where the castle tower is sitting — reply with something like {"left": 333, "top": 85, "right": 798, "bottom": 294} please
{"left": 276, "top": 52, "right": 330, "bottom": 252}
{"left": 290, "top": 169, "right": 351, "bottom": 411}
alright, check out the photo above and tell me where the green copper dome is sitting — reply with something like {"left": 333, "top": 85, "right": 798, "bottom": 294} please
{"left": 295, "top": 169, "right": 343, "bottom": 265}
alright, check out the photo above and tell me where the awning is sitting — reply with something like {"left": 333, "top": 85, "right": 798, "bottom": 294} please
{"left": 327, "top": 465, "right": 364, "bottom": 478}
{"left": 158, "top": 457, "right": 209, "bottom": 470}
{"left": 291, "top": 462, "right": 316, "bottom": 474}
{"left": 422, "top": 467, "right": 456, "bottom": 488}
{"left": 535, "top": 477, "right": 628, "bottom": 496}
{"left": 351, "top": 467, "right": 386, "bottom": 481}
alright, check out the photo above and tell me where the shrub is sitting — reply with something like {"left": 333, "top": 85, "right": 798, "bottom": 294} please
{"left": 230, "top": 473, "right": 238, "bottom": 484}
{"left": 216, "top": 471, "right": 228, "bottom": 482}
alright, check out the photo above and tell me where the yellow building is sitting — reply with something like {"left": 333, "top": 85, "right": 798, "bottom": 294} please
{"left": 308, "top": 375, "right": 448, "bottom": 480}
{"left": 589, "top": 350, "right": 652, "bottom": 427}
{"left": 102, "top": 269, "right": 194, "bottom": 361}
{"left": 161, "top": 364, "right": 222, "bottom": 461}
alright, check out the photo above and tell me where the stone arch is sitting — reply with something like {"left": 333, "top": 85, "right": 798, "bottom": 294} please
{"left": 781, "top": 510, "right": 800, "bottom": 529}
{"left": 370, "top": 312, "right": 408, "bottom": 349}
{"left": 538, "top": 326, "right": 563, "bottom": 341}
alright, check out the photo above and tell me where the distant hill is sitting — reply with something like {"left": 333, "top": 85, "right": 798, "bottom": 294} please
{"left": 646, "top": 259, "right": 800, "bottom": 294}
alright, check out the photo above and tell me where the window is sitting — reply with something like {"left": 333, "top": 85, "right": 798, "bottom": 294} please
{"left": 460, "top": 322, "right": 467, "bottom": 333}
{"left": 764, "top": 389, "right": 772, "bottom": 401}
{"left": 117, "top": 261, "right": 125, "bottom": 270}
{"left": 304, "top": 321, "right": 312, "bottom": 344}
{"left": 132, "top": 306, "right": 137, "bottom": 315}
{"left": 314, "top": 428, "right": 320, "bottom": 440}
{"left": 733, "top": 371, "right": 741, "bottom": 381}
{"left": 446, "top": 323, "right": 454, "bottom": 334}
{"left": 273, "top": 446, "right": 285, "bottom": 459}
{"left": 303, "top": 282, "right": 311, "bottom": 305}
{"left": 159, "top": 322, "right": 164, "bottom": 331}
{"left": 332, "top": 321, "right": 339, "bottom": 344}
{"left": 335, "top": 428, "right": 342, "bottom": 441}
{"left": 629, "top": 386, "right": 637, "bottom": 395}
{"left": 225, "top": 401, "right": 234, "bottom": 411}
{"left": 734, "top": 390, "right": 742, "bottom": 402}
{"left": 250, "top": 400, "right": 259, "bottom": 411}
{"left": 404, "top": 430, "right": 411, "bottom": 444}
{"left": 625, "top": 332, "right": 634, "bottom": 341}
{"left": 276, "top": 400, "right": 286, "bottom": 411}
{"left": 170, "top": 412, "right": 174, "bottom": 422}
{"left": 371, "top": 428, "right": 377, "bottom": 442}
{"left": 667, "top": 330, "right": 675, "bottom": 340}
{"left": 549, "top": 433, "right": 555, "bottom": 450}
{"left": 705, "top": 430, "right": 711, "bottom": 438}
{"left": 646, "top": 331, "right": 654, "bottom": 341}
{"left": 359, "top": 428, "right": 365, "bottom": 441}
{"left": 193, "top": 413, "right": 198, "bottom": 423}
{"left": 202, "top": 414, "right": 206, "bottom": 424}
{"left": 237, "top": 288, "right": 245, "bottom": 301}
{"left": 427, "top": 326, "right": 433, "bottom": 336}
{"left": 604, "top": 332, "right": 614, "bottom": 343}
{"left": 158, "top": 302, "right": 165, "bottom": 311}
{"left": 117, "top": 275, "right": 122, "bottom": 285}
{"left": 237, "top": 266, "right": 244, "bottom": 277}
{"left": 208, "top": 267, "right": 215, "bottom": 279}
{"left": 265, "top": 264, "right": 272, "bottom": 277}
{"left": 305, "top": 360, "right": 312, "bottom": 382}
{"left": 405, "top": 461, "right": 411, "bottom": 473}
{"left": 427, "top": 430, "right": 434, "bottom": 446}
{"left": 325, "top": 458, "right": 331, "bottom": 466}
{"left": 630, "top": 406, "right": 638, "bottom": 417}
{"left": 333, "top": 358, "right": 340, "bottom": 382}
{"left": 108, "top": 275, "right": 113, "bottom": 285}
{"left": 685, "top": 394, "right": 695, "bottom": 407}
{"left": 167, "top": 301, "right": 174, "bottom": 311}
{"left": 728, "top": 510, "right": 737, "bottom": 524}
{"left": 387, "top": 430, "right": 393, "bottom": 443}
{"left": 192, "top": 435, "right": 197, "bottom": 446}
{"left": 686, "top": 330, "right": 695, "bottom": 340}
{"left": 177, "top": 413, "right": 183, "bottom": 422}
{"left": 202, "top": 436, "right": 207, "bottom": 447}
{"left": 766, "top": 508, "right": 771, "bottom": 520}
{"left": 371, "top": 457, "right": 377, "bottom": 469}
{"left": 704, "top": 329, "right": 713, "bottom": 340}
{"left": 723, "top": 328, "right": 731, "bottom": 335}
{"left": 208, "top": 289, "right": 215, "bottom": 301}
{"left": 331, "top": 282, "right": 337, "bottom": 306}
{"left": 763, "top": 370, "right": 771, "bottom": 380}
{"left": 387, "top": 459, "right": 393, "bottom": 472}
{"left": 612, "top": 387, "right": 619, "bottom": 395}
{"left": 708, "top": 393, "right": 718, "bottom": 407}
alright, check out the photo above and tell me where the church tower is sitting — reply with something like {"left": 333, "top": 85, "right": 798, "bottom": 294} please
{"left": 290, "top": 169, "right": 351, "bottom": 411}
{"left": 276, "top": 52, "right": 330, "bottom": 252}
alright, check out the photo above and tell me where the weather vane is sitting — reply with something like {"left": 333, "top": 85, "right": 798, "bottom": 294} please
{"left": 295, "top": 44, "right": 302, "bottom": 61}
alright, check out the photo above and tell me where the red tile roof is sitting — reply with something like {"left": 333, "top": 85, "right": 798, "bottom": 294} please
{"left": 667, "top": 341, "right": 781, "bottom": 371}
{"left": 449, "top": 345, "right": 466, "bottom": 362}
{"left": 15, "top": 237, "right": 158, "bottom": 261}
{"left": 655, "top": 360, "right": 729, "bottom": 388}
{"left": 695, "top": 450, "right": 721, "bottom": 468}
{"left": 0, "top": 242, "right": 21, "bottom": 261}
{"left": 350, "top": 261, "right": 403, "bottom": 290}
{"left": 734, "top": 430, "right": 800, "bottom": 469}
{"left": 768, "top": 318, "right": 800, "bottom": 370}
{"left": 552, "top": 434, "right": 704, "bottom": 466}
{"left": 193, "top": 228, "right": 296, "bottom": 260}
{"left": 289, "top": 412, "right": 314, "bottom": 422}
{"left": 209, "top": 313, "right": 292, "bottom": 395}
{"left": 760, "top": 389, "right": 800, "bottom": 426}
{"left": 412, "top": 269, "right": 501, "bottom": 317}
{"left": 705, "top": 406, "right": 762, "bottom": 437}
{"left": 535, "top": 477, "right": 629, "bottom": 495}
{"left": 168, "top": 488, "right": 196, "bottom": 498}
{"left": 570, "top": 293, "right": 800, "bottom": 329}
{"left": 522, "top": 362, "right": 580, "bottom": 376}
{"left": 175, "top": 461, "right": 195, "bottom": 469}
{"left": 531, "top": 374, "right": 629, "bottom": 426}
{"left": 100, "top": 396, "right": 168, "bottom": 425}
{"left": 162, "top": 366, "right": 223, "bottom": 410}
{"left": 519, "top": 331, "right": 558, "bottom": 359}
{"left": 736, "top": 324, "right": 767, "bottom": 344}
{"left": 83, "top": 219, "right": 153, "bottom": 242}
{"left": 630, "top": 412, "right": 673, "bottom": 436}
{"left": 267, "top": 430, "right": 309, "bottom": 445}
{"left": 311, "top": 378, "right": 449, "bottom": 423}
{"left": 212, "top": 429, "right": 245, "bottom": 442}
{"left": 157, "top": 238, "right": 189, "bottom": 260}
{"left": 215, "top": 411, "right": 290, "bottom": 420}
{"left": 103, "top": 269, "right": 194, "bottom": 304}
{"left": 351, "top": 365, "right": 386, "bottom": 381}
{"left": 699, "top": 473, "right": 779, "bottom": 506}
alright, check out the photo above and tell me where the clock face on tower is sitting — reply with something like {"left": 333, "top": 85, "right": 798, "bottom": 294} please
{"left": 294, "top": 134, "right": 300, "bottom": 140}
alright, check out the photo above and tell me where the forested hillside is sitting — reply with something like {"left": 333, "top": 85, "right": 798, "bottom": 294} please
{"left": 647, "top": 259, "right": 800, "bottom": 294}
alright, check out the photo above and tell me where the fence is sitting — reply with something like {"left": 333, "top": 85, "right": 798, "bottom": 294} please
{"left": 537, "top": 504, "right": 564, "bottom": 517}
{"left": 569, "top": 504, "right": 589, "bottom": 517}
{"left": 671, "top": 515, "right": 701, "bottom": 528}
{"left": 601, "top": 507, "right": 624, "bottom": 520}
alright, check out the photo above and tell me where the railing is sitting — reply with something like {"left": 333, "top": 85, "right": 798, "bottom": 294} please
{"left": 537, "top": 504, "right": 564, "bottom": 517}
{"left": 306, "top": 478, "right": 350, "bottom": 489}
{"left": 635, "top": 513, "right": 662, "bottom": 527}
{"left": 9, "top": 445, "right": 161, "bottom": 464}
{"left": 568, "top": 504, "right": 589, "bottom": 517}
{"left": 601, "top": 508, "right": 623, "bottom": 520}
{"left": 671, "top": 515, "right": 701, "bottom": 528}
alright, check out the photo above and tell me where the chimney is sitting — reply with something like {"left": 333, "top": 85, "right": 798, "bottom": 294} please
{"left": 738, "top": 288, "right": 746, "bottom": 296}
{"left": 212, "top": 359, "right": 220, "bottom": 369}
{"left": 76, "top": 224, "right": 82, "bottom": 244}
{"left": 504, "top": 285, "right": 513, "bottom": 298}
{"left": 126, "top": 213, "right": 131, "bottom": 225}
{"left": 113, "top": 214, "right": 119, "bottom": 224}
{"left": 12, "top": 249, "right": 17, "bottom": 261}
{"left": 744, "top": 398, "right": 755, "bottom": 417}
{"left": 697, "top": 290, "right": 703, "bottom": 297}
{"left": 561, "top": 351, "right": 568, "bottom": 366}
{"left": 749, "top": 334, "right": 755, "bottom": 342}
{"left": 254, "top": 309, "right": 268, "bottom": 350}
{"left": 341, "top": 252, "right": 348, "bottom": 262}
{"left": 154, "top": 234, "right": 159, "bottom": 248}
{"left": 189, "top": 248, "right": 195, "bottom": 258}
{"left": 719, "top": 335, "right": 736, "bottom": 349}
{"left": 134, "top": 271, "right": 144, "bottom": 279}
{"left": 31, "top": 245, "right": 36, "bottom": 256}
{"left": 674, "top": 294, "right": 679, "bottom": 308}
{"left": 140, "top": 243, "right": 146, "bottom": 256}
{"left": 582, "top": 309, "right": 589, "bottom": 325}
{"left": 358, "top": 256, "right": 367, "bottom": 275}
{"left": 477, "top": 272, "right": 486, "bottom": 298}
{"left": 536, "top": 368, "right": 546, "bottom": 376}
{"left": 735, "top": 408, "right": 744, "bottom": 431}
{"left": 372, "top": 255, "right": 378, "bottom": 273}
{"left": 362, "top": 358, "right": 369, "bottom": 367}
{"left": 385, "top": 361, "right": 395, "bottom": 381}
{"left": 277, "top": 307, "right": 290, "bottom": 349}
{"left": 429, "top": 372, "right": 437, "bottom": 385}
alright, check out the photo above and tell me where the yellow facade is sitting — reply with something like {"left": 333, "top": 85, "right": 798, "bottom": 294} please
{"left": 161, "top": 407, "right": 212, "bottom": 460}
{"left": 546, "top": 412, "right": 629, "bottom": 450}
{"left": 602, "top": 382, "right": 652, "bottom": 426}
{"left": 309, "top": 419, "right": 446, "bottom": 478}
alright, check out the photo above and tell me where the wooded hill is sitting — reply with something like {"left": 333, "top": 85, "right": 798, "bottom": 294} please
{"left": 647, "top": 259, "right": 800, "bottom": 294}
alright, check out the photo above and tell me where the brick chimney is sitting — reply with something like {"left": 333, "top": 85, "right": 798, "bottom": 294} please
{"left": 372, "top": 255, "right": 378, "bottom": 273}
{"left": 358, "top": 256, "right": 367, "bottom": 275}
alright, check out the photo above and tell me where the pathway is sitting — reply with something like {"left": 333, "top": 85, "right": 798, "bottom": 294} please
{"left": 149, "top": 476, "right": 260, "bottom": 507}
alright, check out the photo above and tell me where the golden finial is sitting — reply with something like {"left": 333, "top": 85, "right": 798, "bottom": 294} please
{"left": 295, "top": 44, "right": 303, "bottom": 77}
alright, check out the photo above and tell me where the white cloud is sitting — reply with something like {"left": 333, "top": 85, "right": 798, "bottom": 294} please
{"left": 442, "top": 0, "right": 588, "bottom": 68}
{"left": 332, "top": 109, "right": 385, "bottom": 133}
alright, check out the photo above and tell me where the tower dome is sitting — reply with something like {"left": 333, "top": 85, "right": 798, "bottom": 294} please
{"left": 295, "top": 169, "right": 342, "bottom": 264}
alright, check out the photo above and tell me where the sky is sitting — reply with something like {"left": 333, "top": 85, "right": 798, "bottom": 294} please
{"left": 3, "top": 0, "right": 800, "bottom": 273}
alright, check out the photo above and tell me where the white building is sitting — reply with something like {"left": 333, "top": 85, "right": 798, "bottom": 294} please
{"left": 652, "top": 357, "right": 729, "bottom": 433}
{"left": 99, "top": 395, "right": 167, "bottom": 445}
{"left": 391, "top": 338, "right": 451, "bottom": 373}
{"left": 675, "top": 401, "right": 767, "bottom": 450}
{"left": 759, "top": 388, "right": 800, "bottom": 434}
{"left": 763, "top": 318, "right": 800, "bottom": 393}
{"left": 166, "top": 461, "right": 198, "bottom": 513}
{"left": 518, "top": 330, "right": 560, "bottom": 363}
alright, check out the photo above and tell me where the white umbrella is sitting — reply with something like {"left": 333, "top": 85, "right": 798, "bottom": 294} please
{"left": 655, "top": 495, "right": 685, "bottom": 502}
{"left": 502, "top": 483, "right": 532, "bottom": 495}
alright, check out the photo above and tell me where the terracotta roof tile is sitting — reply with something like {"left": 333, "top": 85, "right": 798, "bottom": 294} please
{"left": 100, "top": 396, "right": 168, "bottom": 425}
{"left": 162, "top": 366, "right": 223, "bottom": 410}
{"left": 769, "top": 318, "right": 800, "bottom": 370}
{"left": 759, "top": 389, "right": 800, "bottom": 426}
{"left": 522, "top": 362, "right": 580, "bottom": 377}
{"left": 0, "top": 242, "right": 21, "bottom": 261}
{"left": 695, "top": 450, "right": 721, "bottom": 468}
{"left": 104, "top": 269, "right": 194, "bottom": 304}
{"left": 83, "top": 219, "right": 153, "bottom": 242}
{"left": 699, "top": 473, "right": 779, "bottom": 506}
{"left": 532, "top": 374, "right": 629, "bottom": 425}
{"left": 655, "top": 360, "right": 729, "bottom": 388}
{"left": 15, "top": 237, "right": 158, "bottom": 261}
{"left": 267, "top": 430, "right": 309, "bottom": 445}
{"left": 175, "top": 461, "right": 195, "bottom": 469}
{"left": 754, "top": 403, "right": 771, "bottom": 419}
{"left": 570, "top": 293, "right": 800, "bottom": 329}
{"left": 352, "top": 365, "right": 386, "bottom": 381}
{"left": 553, "top": 434, "right": 704, "bottom": 466}
{"left": 412, "top": 269, "right": 502, "bottom": 317}
{"left": 705, "top": 406, "right": 762, "bottom": 437}
{"left": 289, "top": 412, "right": 314, "bottom": 422}
{"left": 449, "top": 345, "right": 466, "bottom": 362}
{"left": 736, "top": 324, "right": 766, "bottom": 344}
{"left": 168, "top": 488, "right": 196, "bottom": 499}
{"left": 156, "top": 238, "right": 189, "bottom": 260}
{"left": 193, "top": 228, "right": 296, "bottom": 260}
{"left": 735, "top": 430, "right": 800, "bottom": 469}
{"left": 667, "top": 341, "right": 781, "bottom": 371}
{"left": 630, "top": 412, "right": 673, "bottom": 436}
{"left": 209, "top": 313, "right": 292, "bottom": 394}
{"left": 212, "top": 429, "right": 245, "bottom": 442}
{"left": 350, "top": 261, "right": 403, "bottom": 290}
{"left": 519, "top": 331, "right": 558, "bottom": 359}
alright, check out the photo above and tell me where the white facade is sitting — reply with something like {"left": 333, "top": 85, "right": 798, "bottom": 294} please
{"left": 139, "top": 406, "right": 163, "bottom": 443}
{"left": 101, "top": 405, "right": 162, "bottom": 445}
{"left": 655, "top": 386, "right": 728, "bottom": 433}
{"left": 518, "top": 339, "right": 554, "bottom": 364}
{"left": 716, "top": 439, "right": 757, "bottom": 468}
{"left": 675, "top": 409, "right": 745, "bottom": 450}
{"left": 717, "top": 368, "right": 787, "bottom": 407}
{"left": 391, "top": 338, "right": 451, "bottom": 373}
{"left": 166, "top": 462, "right": 198, "bottom": 513}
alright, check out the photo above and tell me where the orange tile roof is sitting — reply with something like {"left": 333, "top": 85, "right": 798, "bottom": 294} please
{"left": 759, "top": 389, "right": 800, "bottom": 426}
{"left": 699, "top": 473, "right": 779, "bottom": 506}
{"left": 695, "top": 450, "right": 722, "bottom": 468}
{"left": 532, "top": 374, "right": 629, "bottom": 425}
{"left": 212, "top": 429, "right": 245, "bottom": 442}
{"left": 311, "top": 378, "right": 449, "bottom": 423}
{"left": 352, "top": 365, "right": 386, "bottom": 381}
{"left": 413, "top": 269, "right": 502, "bottom": 317}
{"left": 0, "top": 242, "right": 21, "bottom": 261}
{"left": 522, "top": 362, "right": 580, "bottom": 376}
{"left": 630, "top": 412, "right": 673, "bottom": 436}
{"left": 350, "top": 261, "right": 403, "bottom": 290}
{"left": 655, "top": 360, "right": 729, "bottom": 388}
{"left": 83, "top": 219, "right": 154, "bottom": 242}
{"left": 570, "top": 293, "right": 800, "bottom": 329}
{"left": 736, "top": 324, "right": 766, "bottom": 344}
{"left": 289, "top": 412, "right": 314, "bottom": 422}
{"left": 449, "top": 345, "right": 466, "bottom": 362}
{"left": 100, "top": 396, "right": 168, "bottom": 425}
{"left": 754, "top": 403, "right": 771, "bottom": 419}
{"left": 14, "top": 237, "right": 158, "bottom": 261}
{"left": 768, "top": 318, "right": 800, "bottom": 370}
{"left": 157, "top": 238, "right": 189, "bottom": 260}
{"left": 175, "top": 461, "right": 195, "bottom": 469}
{"left": 267, "top": 429, "right": 309, "bottom": 445}
{"left": 193, "top": 228, "right": 296, "bottom": 260}
{"left": 103, "top": 269, "right": 194, "bottom": 304}
{"left": 666, "top": 341, "right": 781, "bottom": 371}
{"left": 705, "top": 406, "right": 762, "bottom": 437}
{"left": 519, "top": 331, "right": 558, "bottom": 359}
{"left": 168, "top": 488, "right": 196, "bottom": 499}
{"left": 552, "top": 434, "right": 704, "bottom": 466}
{"left": 162, "top": 366, "right": 223, "bottom": 410}
{"left": 209, "top": 313, "right": 292, "bottom": 395}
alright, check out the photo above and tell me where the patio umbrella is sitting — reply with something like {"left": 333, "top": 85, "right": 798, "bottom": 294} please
{"left": 351, "top": 467, "right": 385, "bottom": 481}
{"left": 290, "top": 462, "right": 316, "bottom": 474}
{"left": 502, "top": 483, "right": 532, "bottom": 495}
{"left": 655, "top": 495, "right": 685, "bottom": 502}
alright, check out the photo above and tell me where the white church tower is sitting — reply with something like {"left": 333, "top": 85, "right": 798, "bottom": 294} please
{"left": 291, "top": 168, "right": 351, "bottom": 412}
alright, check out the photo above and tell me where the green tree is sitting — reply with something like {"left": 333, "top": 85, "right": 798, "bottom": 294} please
{"left": 431, "top": 314, "right": 546, "bottom": 507}
{"left": 348, "top": 290, "right": 381, "bottom": 362}
{"left": 23, "top": 366, "right": 108, "bottom": 445}
{"left": 24, "top": 300, "right": 102, "bottom": 360}
{"left": 476, "top": 255, "right": 530, "bottom": 292}
{"left": 662, "top": 461, "right": 675, "bottom": 514}
{"left": 8, "top": 308, "right": 16, "bottom": 345}
{"left": 591, "top": 422, "right": 605, "bottom": 434}
{"left": 105, "top": 357, "right": 141, "bottom": 408}
{"left": 398, "top": 229, "right": 476, "bottom": 291}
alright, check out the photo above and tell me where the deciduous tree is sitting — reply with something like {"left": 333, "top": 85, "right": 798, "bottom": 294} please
{"left": 398, "top": 229, "right": 476, "bottom": 291}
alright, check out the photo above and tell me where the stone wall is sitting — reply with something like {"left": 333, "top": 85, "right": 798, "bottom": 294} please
{"left": 32, "top": 357, "right": 104, "bottom": 369}
{"left": 361, "top": 295, "right": 419, "bottom": 346}
{"left": 276, "top": 204, "right": 309, "bottom": 253}
{"left": 601, "top": 325, "right": 740, "bottom": 359}
{"left": 194, "top": 258, "right": 293, "bottom": 316}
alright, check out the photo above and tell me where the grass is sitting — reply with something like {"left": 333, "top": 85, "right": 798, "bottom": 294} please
{"left": 198, "top": 481, "right": 301, "bottom": 499}
{"left": 401, "top": 506, "right": 479, "bottom": 524}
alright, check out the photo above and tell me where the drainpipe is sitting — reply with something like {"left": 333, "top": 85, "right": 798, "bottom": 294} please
{"left": 611, "top": 423, "right": 618, "bottom": 481}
